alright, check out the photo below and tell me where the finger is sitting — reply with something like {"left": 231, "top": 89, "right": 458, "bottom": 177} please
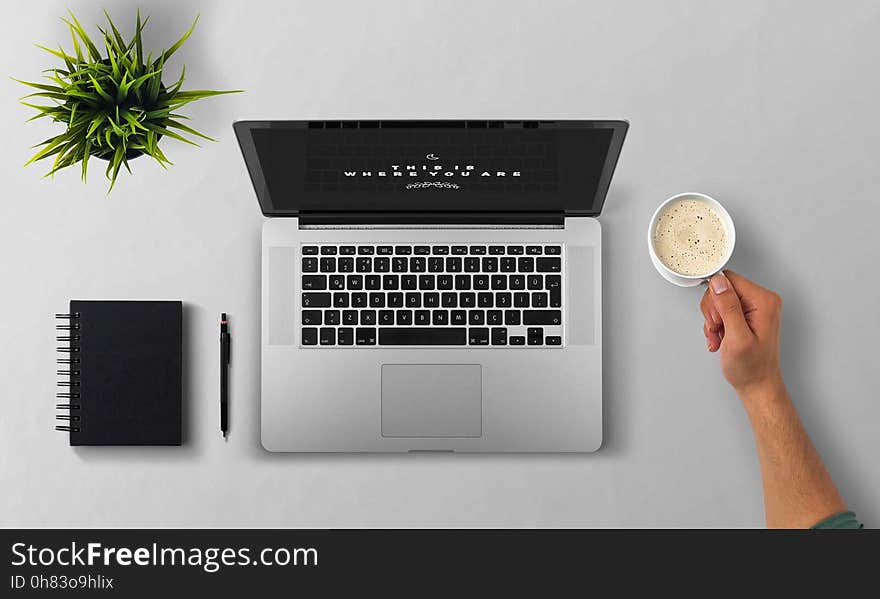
{"left": 700, "top": 287, "right": 722, "bottom": 331}
{"left": 708, "top": 272, "right": 753, "bottom": 340}
{"left": 723, "top": 270, "right": 766, "bottom": 314}
{"left": 704, "top": 322, "right": 721, "bottom": 352}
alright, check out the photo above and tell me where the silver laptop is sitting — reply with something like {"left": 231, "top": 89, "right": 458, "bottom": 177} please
{"left": 234, "top": 120, "right": 627, "bottom": 452}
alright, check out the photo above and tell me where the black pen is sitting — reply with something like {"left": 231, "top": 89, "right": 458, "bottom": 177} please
{"left": 220, "top": 313, "right": 230, "bottom": 439}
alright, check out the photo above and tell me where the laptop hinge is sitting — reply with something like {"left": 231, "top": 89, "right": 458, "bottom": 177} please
{"left": 296, "top": 212, "right": 565, "bottom": 226}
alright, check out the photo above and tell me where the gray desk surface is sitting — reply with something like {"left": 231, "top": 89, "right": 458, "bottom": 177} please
{"left": 2, "top": 0, "right": 877, "bottom": 527}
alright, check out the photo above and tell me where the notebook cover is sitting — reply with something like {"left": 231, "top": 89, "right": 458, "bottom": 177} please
{"left": 68, "top": 300, "right": 182, "bottom": 446}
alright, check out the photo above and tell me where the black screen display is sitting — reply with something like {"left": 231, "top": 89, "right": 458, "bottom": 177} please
{"left": 235, "top": 120, "right": 626, "bottom": 216}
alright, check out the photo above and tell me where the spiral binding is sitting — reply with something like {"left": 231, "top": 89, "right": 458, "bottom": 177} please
{"left": 55, "top": 312, "right": 81, "bottom": 433}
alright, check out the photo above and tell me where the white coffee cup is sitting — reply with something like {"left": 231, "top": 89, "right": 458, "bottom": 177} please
{"left": 647, "top": 192, "right": 736, "bottom": 287}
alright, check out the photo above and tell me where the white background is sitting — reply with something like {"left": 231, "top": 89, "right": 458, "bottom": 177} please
{"left": 1, "top": 0, "right": 877, "bottom": 527}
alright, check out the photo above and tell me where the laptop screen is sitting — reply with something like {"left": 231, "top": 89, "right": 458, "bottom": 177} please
{"left": 234, "top": 120, "right": 627, "bottom": 216}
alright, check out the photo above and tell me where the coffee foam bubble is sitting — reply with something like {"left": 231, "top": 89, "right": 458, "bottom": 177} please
{"left": 652, "top": 198, "right": 727, "bottom": 276}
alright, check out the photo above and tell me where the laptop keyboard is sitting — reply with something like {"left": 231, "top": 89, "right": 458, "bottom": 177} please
{"left": 299, "top": 244, "right": 564, "bottom": 347}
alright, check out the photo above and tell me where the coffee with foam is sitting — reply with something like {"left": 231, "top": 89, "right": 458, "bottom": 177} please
{"left": 652, "top": 198, "right": 727, "bottom": 276}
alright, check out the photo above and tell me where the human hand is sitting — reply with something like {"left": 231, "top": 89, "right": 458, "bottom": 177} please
{"left": 700, "top": 270, "right": 784, "bottom": 397}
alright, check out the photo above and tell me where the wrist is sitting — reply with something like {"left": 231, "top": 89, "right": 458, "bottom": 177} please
{"left": 737, "top": 374, "right": 789, "bottom": 415}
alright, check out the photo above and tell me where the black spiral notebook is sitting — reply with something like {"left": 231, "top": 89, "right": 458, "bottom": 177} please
{"left": 56, "top": 300, "right": 182, "bottom": 446}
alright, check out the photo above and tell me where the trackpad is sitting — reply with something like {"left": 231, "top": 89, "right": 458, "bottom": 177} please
{"left": 381, "top": 364, "right": 482, "bottom": 438}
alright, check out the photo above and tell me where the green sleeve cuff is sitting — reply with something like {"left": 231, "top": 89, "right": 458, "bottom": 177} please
{"left": 811, "top": 510, "right": 864, "bottom": 529}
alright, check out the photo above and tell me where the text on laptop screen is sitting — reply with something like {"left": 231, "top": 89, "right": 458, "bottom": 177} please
{"left": 238, "top": 121, "right": 626, "bottom": 215}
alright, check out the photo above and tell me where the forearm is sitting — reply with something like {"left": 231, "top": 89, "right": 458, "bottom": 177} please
{"left": 741, "top": 378, "right": 846, "bottom": 528}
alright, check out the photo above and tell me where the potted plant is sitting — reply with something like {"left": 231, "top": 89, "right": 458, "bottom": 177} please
{"left": 15, "top": 10, "right": 241, "bottom": 191}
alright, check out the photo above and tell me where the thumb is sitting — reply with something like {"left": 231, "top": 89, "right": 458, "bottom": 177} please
{"left": 708, "top": 272, "right": 752, "bottom": 340}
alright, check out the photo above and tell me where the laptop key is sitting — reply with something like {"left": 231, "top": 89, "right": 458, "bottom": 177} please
{"left": 491, "top": 275, "right": 507, "bottom": 290}
{"left": 395, "top": 246, "right": 412, "bottom": 255}
{"left": 544, "top": 246, "right": 561, "bottom": 255}
{"left": 339, "top": 246, "right": 356, "bottom": 255}
{"left": 536, "top": 257, "right": 561, "bottom": 272}
{"left": 446, "top": 257, "right": 462, "bottom": 272}
{"left": 360, "top": 310, "right": 377, "bottom": 325}
{"left": 527, "top": 327, "right": 544, "bottom": 345}
{"left": 473, "top": 275, "right": 489, "bottom": 290}
{"left": 518, "top": 257, "right": 534, "bottom": 272}
{"left": 451, "top": 310, "right": 467, "bottom": 325}
{"left": 489, "top": 246, "right": 505, "bottom": 255}
{"left": 410, "top": 257, "right": 426, "bottom": 272}
{"left": 424, "top": 293, "right": 440, "bottom": 308}
{"left": 401, "top": 275, "right": 417, "bottom": 290}
{"left": 343, "top": 310, "right": 358, "bottom": 325}
{"left": 532, "top": 292, "right": 548, "bottom": 308}
{"left": 333, "top": 293, "right": 349, "bottom": 308}
{"left": 338, "top": 328, "right": 354, "bottom": 345}
{"left": 546, "top": 336, "right": 562, "bottom": 346}
{"left": 501, "top": 257, "right": 516, "bottom": 272}
{"left": 478, "top": 292, "right": 493, "bottom": 308}
{"left": 365, "top": 275, "right": 381, "bottom": 290}
{"left": 419, "top": 275, "right": 435, "bottom": 290}
{"left": 514, "top": 292, "right": 530, "bottom": 308}
{"left": 432, "top": 246, "right": 449, "bottom": 255}
{"left": 452, "top": 246, "right": 468, "bottom": 255}
{"left": 377, "top": 246, "right": 393, "bottom": 255}
{"left": 302, "top": 328, "right": 318, "bottom": 345}
{"left": 396, "top": 310, "right": 413, "bottom": 325}
{"left": 509, "top": 335, "right": 526, "bottom": 346}
{"left": 325, "top": 310, "right": 341, "bottom": 325}
{"left": 433, "top": 310, "right": 449, "bottom": 325}
{"left": 302, "top": 246, "right": 319, "bottom": 255}
{"left": 356, "top": 328, "right": 377, "bottom": 345}
{"left": 523, "top": 310, "right": 561, "bottom": 325}
{"left": 319, "top": 328, "right": 336, "bottom": 345}
{"left": 320, "top": 257, "right": 336, "bottom": 272}
{"left": 496, "top": 292, "right": 512, "bottom": 308}
{"left": 510, "top": 275, "right": 525, "bottom": 290}
{"left": 405, "top": 293, "right": 421, "bottom": 308}
{"left": 379, "top": 328, "right": 466, "bottom": 345}
{"left": 374, "top": 257, "right": 390, "bottom": 272}
{"left": 464, "top": 257, "right": 480, "bottom": 272}
{"left": 352, "top": 292, "right": 367, "bottom": 308}
{"left": 437, "top": 275, "right": 453, "bottom": 290}
{"left": 468, "top": 328, "right": 490, "bottom": 345}
{"left": 526, "top": 246, "right": 542, "bottom": 255}
{"left": 346, "top": 275, "right": 363, "bottom": 290}
{"left": 482, "top": 257, "right": 498, "bottom": 272}
{"left": 441, "top": 293, "right": 457, "bottom": 308}
{"left": 330, "top": 275, "right": 345, "bottom": 290}
{"left": 302, "top": 258, "right": 318, "bottom": 272}
{"left": 469, "top": 310, "right": 485, "bottom": 325}
{"left": 302, "top": 293, "right": 331, "bottom": 308}
{"left": 460, "top": 292, "right": 476, "bottom": 308}
{"left": 302, "top": 275, "right": 326, "bottom": 290}
{"left": 455, "top": 275, "right": 471, "bottom": 290}
{"left": 507, "top": 245, "right": 524, "bottom": 255}
{"left": 505, "top": 310, "right": 521, "bottom": 325}
{"left": 415, "top": 310, "right": 430, "bottom": 325}
{"left": 369, "top": 293, "right": 385, "bottom": 308}
{"left": 491, "top": 327, "right": 508, "bottom": 345}
{"left": 379, "top": 310, "right": 394, "bottom": 325}
{"left": 470, "top": 245, "right": 487, "bottom": 255}
{"left": 356, "top": 257, "right": 372, "bottom": 272}
{"left": 487, "top": 310, "right": 503, "bottom": 326}
{"left": 301, "top": 310, "right": 322, "bottom": 325}
{"left": 382, "top": 275, "right": 399, "bottom": 290}
{"left": 357, "top": 246, "right": 375, "bottom": 255}
{"left": 428, "top": 257, "right": 444, "bottom": 272}
{"left": 392, "top": 258, "right": 408, "bottom": 272}
{"left": 388, "top": 292, "right": 404, "bottom": 308}
{"left": 320, "top": 246, "right": 337, "bottom": 255}
{"left": 527, "top": 275, "right": 542, "bottom": 290}
{"left": 414, "top": 246, "right": 431, "bottom": 255}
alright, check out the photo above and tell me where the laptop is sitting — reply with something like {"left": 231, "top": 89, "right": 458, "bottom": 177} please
{"left": 234, "top": 120, "right": 627, "bottom": 452}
